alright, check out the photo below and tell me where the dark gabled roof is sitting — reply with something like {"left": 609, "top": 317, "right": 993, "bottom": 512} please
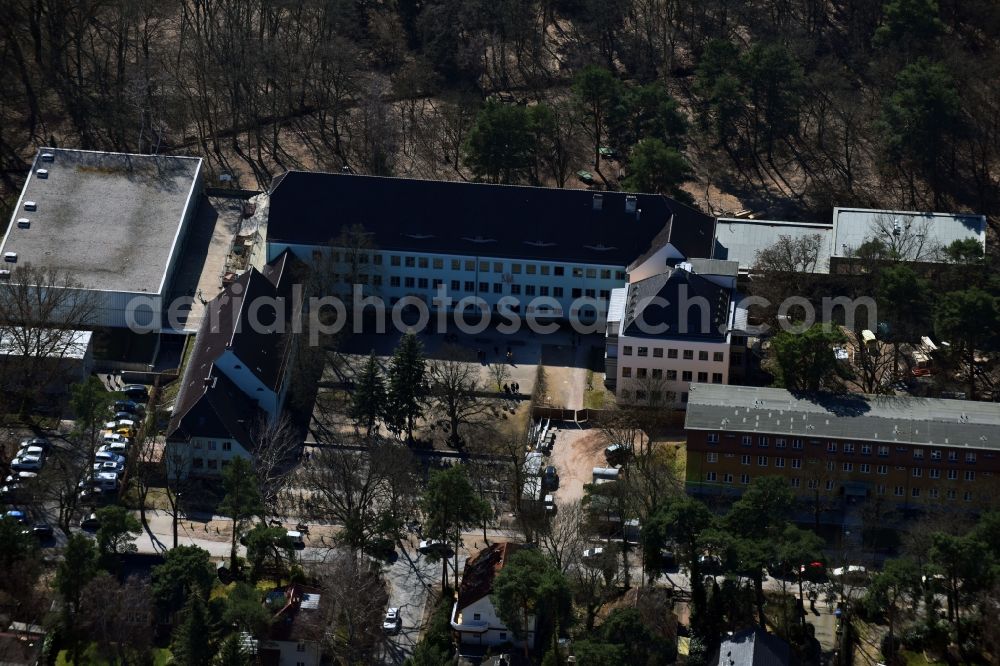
{"left": 622, "top": 267, "right": 731, "bottom": 339}
{"left": 457, "top": 542, "right": 520, "bottom": 609}
{"left": 166, "top": 251, "right": 295, "bottom": 442}
{"left": 266, "top": 172, "right": 716, "bottom": 265}
{"left": 167, "top": 369, "right": 257, "bottom": 445}
{"left": 713, "top": 627, "right": 795, "bottom": 666}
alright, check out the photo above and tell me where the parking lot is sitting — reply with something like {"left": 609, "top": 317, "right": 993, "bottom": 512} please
{"left": 545, "top": 427, "right": 610, "bottom": 505}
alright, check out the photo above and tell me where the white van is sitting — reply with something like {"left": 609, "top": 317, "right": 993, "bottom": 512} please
{"left": 286, "top": 530, "right": 305, "bottom": 549}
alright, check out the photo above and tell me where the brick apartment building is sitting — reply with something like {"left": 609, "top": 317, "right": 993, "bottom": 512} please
{"left": 684, "top": 384, "right": 1000, "bottom": 511}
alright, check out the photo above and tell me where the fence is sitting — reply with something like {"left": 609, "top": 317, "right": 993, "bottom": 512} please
{"left": 530, "top": 406, "right": 685, "bottom": 427}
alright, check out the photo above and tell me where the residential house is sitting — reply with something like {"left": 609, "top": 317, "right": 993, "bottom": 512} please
{"left": 451, "top": 543, "right": 533, "bottom": 651}
{"left": 165, "top": 251, "right": 298, "bottom": 477}
{"left": 711, "top": 627, "right": 796, "bottom": 666}
{"left": 257, "top": 585, "right": 324, "bottom": 666}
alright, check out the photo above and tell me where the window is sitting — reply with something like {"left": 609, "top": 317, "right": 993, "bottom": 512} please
{"left": 600, "top": 269, "right": 611, "bottom": 279}
{"left": 827, "top": 442, "right": 837, "bottom": 453}
{"left": 876, "top": 485, "right": 886, "bottom": 495}
{"left": 712, "top": 372, "right": 724, "bottom": 384}
{"left": 714, "top": 352, "right": 725, "bottom": 362}
{"left": 372, "top": 275, "right": 382, "bottom": 287}
{"left": 405, "top": 277, "right": 416, "bottom": 288}
{"left": 807, "top": 480, "right": 818, "bottom": 490}
{"left": 776, "top": 439, "right": 787, "bottom": 449}
{"left": 740, "top": 474, "right": 751, "bottom": 485}
{"left": 878, "top": 446, "right": 889, "bottom": 457}
{"left": 707, "top": 433, "right": 719, "bottom": 443}
{"left": 511, "top": 284, "right": 521, "bottom": 295}
{"left": 790, "top": 478, "right": 800, "bottom": 488}
{"left": 948, "top": 469, "right": 958, "bottom": 480}
{"left": 929, "top": 469, "right": 940, "bottom": 479}
{"left": 553, "top": 266, "right": 564, "bottom": 276}
{"left": 912, "top": 487, "right": 920, "bottom": 498}
{"left": 827, "top": 461, "right": 836, "bottom": 471}
{"left": 724, "top": 473, "right": 734, "bottom": 484}
{"left": 553, "top": 287, "right": 563, "bottom": 297}
{"left": 894, "top": 486, "right": 904, "bottom": 496}
{"left": 758, "top": 456, "right": 768, "bottom": 467}
{"left": 843, "top": 462, "right": 853, "bottom": 472}
{"left": 667, "top": 349, "right": 678, "bottom": 359}
{"left": 966, "top": 453, "right": 977, "bottom": 463}
{"left": 586, "top": 268, "right": 596, "bottom": 278}
{"left": 499, "top": 633, "right": 507, "bottom": 640}
{"left": 621, "top": 367, "right": 632, "bottom": 378}
{"left": 390, "top": 255, "right": 401, "bottom": 267}
{"left": 473, "top": 613, "right": 481, "bottom": 621}
{"left": 697, "top": 371, "right": 708, "bottom": 382}
{"left": 698, "top": 350, "right": 709, "bottom": 361}
{"left": 651, "top": 369, "right": 662, "bottom": 379}
{"left": 208, "top": 460, "right": 218, "bottom": 470}
{"left": 682, "top": 371, "right": 693, "bottom": 381}
{"left": 861, "top": 444, "right": 872, "bottom": 455}
{"left": 706, "top": 472, "right": 718, "bottom": 482}
{"left": 494, "top": 262, "right": 503, "bottom": 272}
{"left": 948, "top": 451, "right": 958, "bottom": 462}
{"left": 636, "top": 368, "right": 648, "bottom": 378}
{"left": 667, "top": 370, "right": 677, "bottom": 380}
{"left": 493, "top": 283, "right": 503, "bottom": 293}
{"left": 637, "top": 346, "right": 648, "bottom": 357}
{"left": 432, "top": 258, "right": 443, "bottom": 269}
{"left": 741, "top": 455, "right": 751, "bottom": 465}
{"left": 878, "top": 465, "right": 888, "bottom": 475}
{"left": 913, "top": 449, "right": 924, "bottom": 460}
{"left": 572, "top": 267, "right": 583, "bottom": 278}
{"left": 405, "top": 256, "right": 416, "bottom": 268}
{"left": 194, "top": 441, "right": 202, "bottom": 449}
{"left": 571, "top": 288, "right": 582, "bottom": 298}
{"left": 451, "top": 280, "right": 461, "bottom": 290}
{"left": 826, "top": 480, "right": 835, "bottom": 491}
{"left": 465, "top": 281, "right": 475, "bottom": 291}
{"left": 526, "top": 264, "right": 536, "bottom": 274}
{"left": 418, "top": 277, "right": 428, "bottom": 288}
{"left": 623, "top": 346, "right": 633, "bottom": 356}
{"left": 860, "top": 463, "right": 870, "bottom": 473}
{"left": 912, "top": 468, "right": 922, "bottom": 478}
{"left": 208, "top": 441, "right": 217, "bottom": 451}
{"left": 844, "top": 443, "right": 855, "bottom": 453}
{"left": 791, "top": 459, "right": 802, "bottom": 469}
{"left": 540, "top": 286, "right": 549, "bottom": 296}
{"left": 541, "top": 265, "right": 551, "bottom": 275}
{"left": 947, "top": 489, "right": 956, "bottom": 500}
{"left": 296, "top": 644, "right": 306, "bottom": 653}
{"left": 931, "top": 449, "right": 942, "bottom": 460}
{"left": 793, "top": 439, "right": 803, "bottom": 450}
{"left": 653, "top": 348, "right": 663, "bottom": 358}
{"left": 741, "top": 435, "right": 752, "bottom": 446}
{"left": 965, "top": 470, "right": 975, "bottom": 481}
{"left": 929, "top": 488, "right": 939, "bottom": 499}
{"left": 775, "top": 458, "right": 785, "bottom": 468}
{"left": 222, "top": 442, "right": 232, "bottom": 452}
{"left": 390, "top": 276, "right": 400, "bottom": 287}
{"left": 683, "top": 349, "right": 694, "bottom": 360}
{"left": 759, "top": 437, "right": 769, "bottom": 447}
{"left": 964, "top": 491, "right": 973, "bottom": 502}
{"left": 525, "top": 285, "right": 535, "bottom": 296}
{"left": 707, "top": 453, "right": 718, "bottom": 463}
{"left": 616, "top": 270, "right": 627, "bottom": 280}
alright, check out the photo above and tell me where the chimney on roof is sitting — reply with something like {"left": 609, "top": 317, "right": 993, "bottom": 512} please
{"left": 625, "top": 195, "right": 637, "bottom": 213}
{"left": 592, "top": 193, "right": 603, "bottom": 211}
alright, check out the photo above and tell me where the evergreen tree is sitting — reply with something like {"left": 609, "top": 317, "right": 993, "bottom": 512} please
{"left": 421, "top": 465, "right": 490, "bottom": 591}
{"left": 214, "top": 634, "right": 246, "bottom": 666}
{"left": 770, "top": 324, "right": 848, "bottom": 392}
{"left": 623, "top": 138, "right": 692, "bottom": 200}
{"left": 934, "top": 287, "right": 1000, "bottom": 399}
{"left": 151, "top": 546, "right": 215, "bottom": 617}
{"left": 219, "top": 457, "right": 264, "bottom": 572}
{"left": 350, "top": 353, "right": 387, "bottom": 439}
{"left": 386, "top": 333, "right": 427, "bottom": 442}
{"left": 171, "top": 592, "right": 215, "bottom": 666}
{"left": 573, "top": 66, "right": 623, "bottom": 171}
{"left": 464, "top": 101, "right": 537, "bottom": 184}
{"left": 56, "top": 533, "right": 99, "bottom": 614}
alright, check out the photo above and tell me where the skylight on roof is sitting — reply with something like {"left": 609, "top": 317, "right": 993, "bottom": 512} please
{"left": 524, "top": 240, "right": 556, "bottom": 247}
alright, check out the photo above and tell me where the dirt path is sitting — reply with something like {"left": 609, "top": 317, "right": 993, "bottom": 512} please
{"left": 547, "top": 427, "right": 609, "bottom": 505}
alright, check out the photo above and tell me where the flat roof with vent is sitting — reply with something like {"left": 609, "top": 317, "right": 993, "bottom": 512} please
{"left": 0, "top": 147, "right": 202, "bottom": 294}
{"left": 685, "top": 383, "right": 1000, "bottom": 450}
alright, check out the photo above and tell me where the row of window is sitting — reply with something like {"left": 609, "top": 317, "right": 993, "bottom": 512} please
{"left": 330, "top": 250, "right": 626, "bottom": 281}
{"left": 193, "top": 440, "right": 233, "bottom": 452}
{"left": 717, "top": 434, "right": 981, "bottom": 463}
{"left": 703, "top": 473, "right": 977, "bottom": 500}
{"left": 382, "top": 276, "right": 613, "bottom": 300}
{"left": 619, "top": 389, "right": 689, "bottom": 403}
{"left": 710, "top": 453, "right": 978, "bottom": 480}
{"left": 623, "top": 346, "right": 726, "bottom": 362}
{"left": 192, "top": 458, "right": 230, "bottom": 470}
{"left": 622, "top": 367, "right": 723, "bottom": 383}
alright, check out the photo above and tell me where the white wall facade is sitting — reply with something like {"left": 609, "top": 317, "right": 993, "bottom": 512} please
{"left": 451, "top": 597, "right": 535, "bottom": 649}
{"left": 259, "top": 639, "right": 321, "bottom": 666}
{"left": 612, "top": 334, "right": 731, "bottom": 406}
{"left": 269, "top": 242, "right": 627, "bottom": 322}
{"left": 214, "top": 349, "right": 281, "bottom": 418}
{"left": 166, "top": 436, "right": 251, "bottom": 479}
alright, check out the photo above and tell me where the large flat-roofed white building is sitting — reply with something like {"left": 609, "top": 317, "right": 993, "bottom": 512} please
{"left": 0, "top": 148, "right": 203, "bottom": 329}
{"left": 261, "top": 172, "right": 717, "bottom": 320}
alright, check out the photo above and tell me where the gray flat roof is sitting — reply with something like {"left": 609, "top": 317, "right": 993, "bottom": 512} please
{"left": 712, "top": 218, "right": 833, "bottom": 273}
{"left": 832, "top": 207, "right": 986, "bottom": 260}
{"left": 685, "top": 383, "right": 1000, "bottom": 450}
{"left": 1, "top": 148, "right": 202, "bottom": 294}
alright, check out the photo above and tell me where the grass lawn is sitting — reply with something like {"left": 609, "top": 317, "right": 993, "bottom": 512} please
{"left": 899, "top": 650, "right": 948, "bottom": 666}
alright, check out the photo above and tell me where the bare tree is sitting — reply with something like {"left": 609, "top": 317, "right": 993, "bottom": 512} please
{"left": 427, "top": 351, "right": 494, "bottom": 449}
{"left": 164, "top": 443, "right": 192, "bottom": 549}
{"left": 752, "top": 234, "right": 826, "bottom": 273}
{"left": 79, "top": 574, "right": 154, "bottom": 664}
{"left": 538, "top": 499, "right": 589, "bottom": 574}
{"left": 249, "top": 413, "right": 301, "bottom": 518}
{"left": 864, "top": 213, "right": 941, "bottom": 263}
{"left": 0, "top": 264, "right": 98, "bottom": 413}
{"left": 488, "top": 362, "right": 511, "bottom": 391}
{"left": 309, "top": 552, "right": 388, "bottom": 664}
{"left": 300, "top": 441, "right": 417, "bottom": 556}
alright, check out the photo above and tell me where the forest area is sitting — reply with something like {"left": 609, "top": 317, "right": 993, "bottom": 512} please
{"left": 0, "top": 0, "right": 999, "bottom": 231}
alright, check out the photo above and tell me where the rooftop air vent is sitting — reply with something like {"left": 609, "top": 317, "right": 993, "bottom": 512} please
{"left": 17, "top": 218, "right": 30, "bottom": 229}
{"left": 524, "top": 240, "right": 556, "bottom": 247}
{"left": 40, "top": 152, "right": 54, "bottom": 162}
{"left": 592, "top": 193, "right": 603, "bottom": 211}
{"left": 4, "top": 252, "right": 17, "bottom": 263}
{"left": 625, "top": 195, "right": 637, "bottom": 213}
{"left": 24, "top": 201, "right": 36, "bottom": 211}
{"left": 36, "top": 169, "right": 48, "bottom": 179}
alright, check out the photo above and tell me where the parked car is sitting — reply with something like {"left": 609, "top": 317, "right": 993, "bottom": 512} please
{"left": 543, "top": 465, "right": 559, "bottom": 490}
{"left": 30, "top": 523, "right": 53, "bottom": 540}
{"left": 114, "top": 400, "right": 143, "bottom": 415}
{"left": 285, "top": 530, "right": 306, "bottom": 549}
{"left": 418, "top": 539, "right": 451, "bottom": 556}
{"left": 383, "top": 608, "right": 401, "bottom": 634}
{"left": 93, "top": 461, "right": 124, "bottom": 474}
{"left": 604, "top": 443, "right": 631, "bottom": 465}
{"left": 113, "top": 411, "right": 135, "bottom": 423}
{"left": 10, "top": 456, "right": 42, "bottom": 471}
{"left": 582, "top": 547, "right": 605, "bottom": 561}
{"left": 80, "top": 512, "right": 100, "bottom": 529}
{"left": 102, "top": 434, "right": 129, "bottom": 446}
{"left": 95, "top": 450, "right": 126, "bottom": 464}
{"left": 122, "top": 385, "right": 148, "bottom": 401}
{"left": 0, "top": 484, "right": 20, "bottom": 499}
{"left": 19, "top": 437, "right": 51, "bottom": 452}
{"left": 5, "top": 510, "right": 27, "bottom": 524}
{"left": 20, "top": 446, "right": 47, "bottom": 460}
{"left": 5, "top": 471, "right": 38, "bottom": 483}
{"left": 99, "top": 442, "right": 129, "bottom": 455}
